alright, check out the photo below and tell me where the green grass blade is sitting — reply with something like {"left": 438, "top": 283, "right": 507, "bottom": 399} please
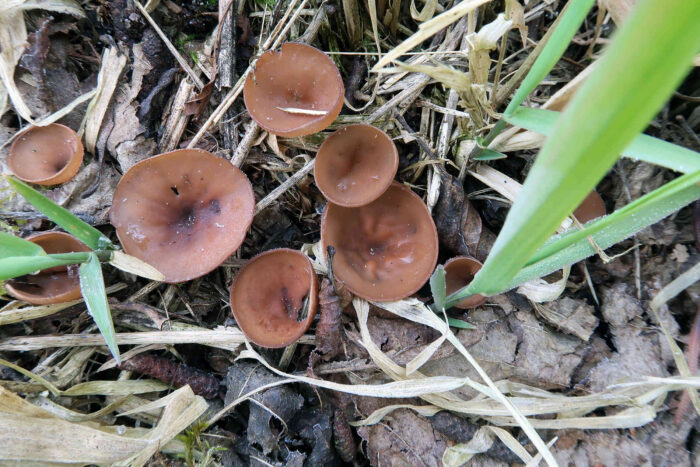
{"left": 5, "top": 176, "right": 113, "bottom": 251}
{"left": 448, "top": 317, "right": 475, "bottom": 329}
{"left": 527, "top": 169, "right": 700, "bottom": 266}
{"left": 0, "top": 232, "right": 46, "bottom": 259}
{"left": 446, "top": 181, "right": 700, "bottom": 306}
{"left": 466, "top": 0, "right": 700, "bottom": 298}
{"left": 505, "top": 185, "right": 700, "bottom": 292}
{"left": 507, "top": 107, "right": 700, "bottom": 173}
{"left": 472, "top": 148, "right": 507, "bottom": 161}
{"left": 429, "top": 265, "right": 446, "bottom": 311}
{"left": 79, "top": 253, "right": 120, "bottom": 363}
{"left": 0, "top": 253, "right": 91, "bottom": 280}
{"left": 503, "top": 0, "right": 595, "bottom": 116}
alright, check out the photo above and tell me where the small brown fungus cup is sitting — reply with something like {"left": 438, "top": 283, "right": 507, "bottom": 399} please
{"left": 230, "top": 248, "right": 318, "bottom": 348}
{"left": 444, "top": 256, "right": 487, "bottom": 309}
{"left": 243, "top": 42, "right": 344, "bottom": 137}
{"left": 314, "top": 124, "right": 398, "bottom": 207}
{"left": 8, "top": 123, "right": 83, "bottom": 185}
{"left": 5, "top": 232, "right": 90, "bottom": 305}
{"left": 321, "top": 182, "right": 439, "bottom": 302}
{"left": 573, "top": 190, "right": 606, "bottom": 224}
{"left": 110, "top": 149, "right": 255, "bottom": 283}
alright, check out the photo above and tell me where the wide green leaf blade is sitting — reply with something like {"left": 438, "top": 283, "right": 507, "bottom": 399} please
{"left": 0, "top": 253, "right": 90, "bottom": 280}
{"left": 0, "top": 232, "right": 46, "bottom": 259}
{"left": 5, "top": 176, "right": 112, "bottom": 250}
{"left": 79, "top": 253, "right": 120, "bottom": 363}
{"left": 506, "top": 107, "right": 700, "bottom": 174}
{"left": 467, "top": 0, "right": 700, "bottom": 297}
{"left": 503, "top": 0, "right": 595, "bottom": 116}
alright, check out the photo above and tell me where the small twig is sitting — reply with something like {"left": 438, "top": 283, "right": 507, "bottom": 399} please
{"left": 393, "top": 109, "right": 447, "bottom": 177}
{"left": 254, "top": 158, "right": 315, "bottom": 215}
{"left": 416, "top": 99, "right": 470, "bottom": 119}
{"left": 278, "top": 342, "right": 298, "bottom": 371}
{"left": 326, "top": 245, "right": 338, "bottom": 294}
{"left": 134, "top": 1, "right": 204, "bottom": 89}
{"left": 300, "top": 1, "right": 334, "bottom": 43}
{"left": 230, "top": 121, "right": 261, "bottom": 167}
{"left": 615, "top": 161, "right": 643, "bottom": 299}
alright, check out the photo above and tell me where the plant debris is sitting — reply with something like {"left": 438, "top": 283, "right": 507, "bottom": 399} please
{"left": 119, "top": 353, "right": 219, "bottom": 399}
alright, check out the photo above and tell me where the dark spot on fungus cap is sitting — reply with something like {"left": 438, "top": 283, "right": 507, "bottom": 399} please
{"left": 444, "top": 256, "right": 487, "bottom": 309}
{"left": 230, "top": 248, "right": 318, "bottom": 348}
{"left": 573, "top": 190, "right": 606, "bottom": 224}
{"left": 5, "top": 232, "right": 89, "bottom": 305}
{"left": 244, "top": 42, "right": 344, "bottom": 137}
{"left": 110, "top": 149, "right": 255, "bottom": 283}
{"left": 314, "top": 124, "right": 398, "bottom": 207}
{"left": 321, "top": 182, "right": 439, "bottom": 302}
{"left": 8, "top": 123, "right": 83, "bottom": 186}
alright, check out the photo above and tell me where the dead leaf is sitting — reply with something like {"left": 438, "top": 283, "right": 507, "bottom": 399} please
{"left": 183, "top": 79, "right": 214, "bottom": 119}
{"left": 433, "top": 174, "right": 493, "bottom": 261}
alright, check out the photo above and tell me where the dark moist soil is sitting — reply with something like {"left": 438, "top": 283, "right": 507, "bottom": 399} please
{"left": 1, "top": 0, "right": 700, "bottom": 466}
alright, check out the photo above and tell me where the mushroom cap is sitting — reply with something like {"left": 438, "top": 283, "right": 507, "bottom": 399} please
{"left": 8, "top": 123, "right": 83, "bottom": 185}
{"left": 243, "top": 42, "right": 344, "bottom": 137}
{"left": 314, "top": 124, "right": 398, "bottom": 207}
{"left": 444, "top": 256, "right": 487, "bottom": 309}
{"left": 230, "top": 248, "right": 318, "bottom": 348}
{"left": 321, "top": 182, "right": 439, "bottom": 302}
{"left": 573, "top": 190, "right": 606, "bottom": 224}
{"left": 5, "top": 232, "right": 90, "bottom": 305}
{"left": 110, "top": 149, "right": 255, "bottom": 283}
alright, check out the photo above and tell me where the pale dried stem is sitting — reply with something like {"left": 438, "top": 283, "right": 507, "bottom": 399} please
{"left": 230, "top": 121, "right": 261, "bottom": 167}
{"left": 0, "top": 327, "right": 314, "bottom": 352}
{"left": 254, "top": 158, "right": 315, "bottom": 215}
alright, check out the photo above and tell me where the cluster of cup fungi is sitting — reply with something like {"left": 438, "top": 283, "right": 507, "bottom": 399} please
{"left": 6, "top": 42, "right": 607, "bottom": 348}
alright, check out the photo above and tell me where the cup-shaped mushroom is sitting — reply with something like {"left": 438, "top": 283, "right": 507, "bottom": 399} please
{"left": 5, "top": 232, "right": 90, "bottom": 305}
{"left": 444, "top": 256, "right": 487, "bottom": 309}
{"left": 314, "top": 124, "right": 398, "bottom": 207}
{"left": 230, "top": 248, "right": 318, "bottom": 348}
{"left": 244, "top": 42, "right": 344, "bottom": 137}
{"left": 321, "top": 182, "right": 439, "bottom": 302}
{"left": 8, "top": 123, "right": 83, "bottom": 185}
{"left": 110, "top": 149, "right": 255, "bottom": 283}
{"left": 573, "top": 190, "right": 606, "bottom": 224}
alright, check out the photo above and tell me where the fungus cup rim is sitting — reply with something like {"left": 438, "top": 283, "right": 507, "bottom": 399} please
{"left": 230, "top": 248, "right": 319, "bottom": 348}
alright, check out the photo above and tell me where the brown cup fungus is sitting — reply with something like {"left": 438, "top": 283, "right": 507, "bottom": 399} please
{"left": 444, "top": 256, "right": 487, "bottom": 309}
{"left": 230, "top": 248, "right": 318, "bottom": 348}
{"left": 8, "top": 123, "right": 83, "bottom": 185}
{"left": 5, "top": 232, "right": 90, "bottom": 305}
{"left": 573, "top": 190, "right": 606, "bottom": 224}
{"left": 314, "top": 124, "right": 398, "bottom": 207}
{"left": 321, "top": 182, "right": 439, "bottom": 302}
{"left": 110, "top": 149, "right": 255, "bottom": 283}
{"left": 243, "top": 42, "right": 344, "bottom": 137}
